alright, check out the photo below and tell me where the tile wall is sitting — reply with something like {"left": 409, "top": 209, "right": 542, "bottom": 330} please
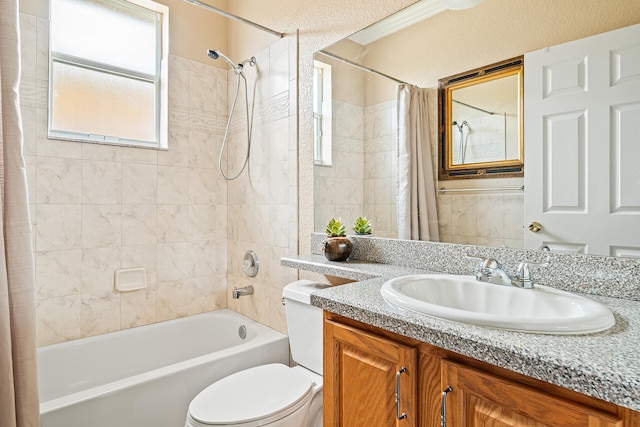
{"left": 314, "top": 99, "right": 398, "bottom": 239}
{"left": 314, "top": 100, "right": 365, "bottom": 233}
{"left": 364, "top": 100, "right": 397, "bottom": 239}
{"left": 225, "top": 36, "right": 299, "bottom": 334}
{"left": 436, "top": 193, "right": 525, "bottom": 248}
{"left": 21, "top": 13, "right": 297, "bottom": 345}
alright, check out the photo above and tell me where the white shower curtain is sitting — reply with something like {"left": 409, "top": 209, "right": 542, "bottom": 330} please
{"left": 0, "top": 0, "right": 41, "bottom": 425}
{"left": 397, "top": 85, "right": 439, "bottom": 241}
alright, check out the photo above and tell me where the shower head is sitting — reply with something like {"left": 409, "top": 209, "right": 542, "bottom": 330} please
{"left": 207, "top": 49, "right": 256, "bottom": 76}
{"left": 452, "top": 120, "right": 469, "bottom": 131}
{"left": 207, "top": 49, "right": 242, "bottom": 74}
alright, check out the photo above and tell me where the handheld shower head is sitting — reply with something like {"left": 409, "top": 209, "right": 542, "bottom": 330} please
{"left": 206, "top": 49, "right": 241, "bottom": 74}
{"left": 452, "top": 120, "right": 469, "bottom": 132}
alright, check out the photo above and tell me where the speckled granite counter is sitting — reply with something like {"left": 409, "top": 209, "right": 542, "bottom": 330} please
{"left": 281, "top": 254, "right": 640, "bottom": 412}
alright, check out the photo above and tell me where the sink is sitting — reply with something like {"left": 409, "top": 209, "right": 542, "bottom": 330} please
{"left": 380, "top": 274, "right": 615, "bottom": 334}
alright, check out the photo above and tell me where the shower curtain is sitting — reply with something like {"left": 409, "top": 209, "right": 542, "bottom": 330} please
{"left": 397, "top": 85, "right": 439, "bottom": 241}
{"left": 0, "top": 0, "right": 41, "bottom": 425}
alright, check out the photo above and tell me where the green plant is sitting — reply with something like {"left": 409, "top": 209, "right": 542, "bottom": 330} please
{"left": 325, "top": 218, "right": 346, "bottom": 237}
{"left": 353, "top": 216, "right": 372, "bottom": 235}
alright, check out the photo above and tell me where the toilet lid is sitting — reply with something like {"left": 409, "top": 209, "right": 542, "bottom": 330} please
{"left": 189, "top": 363, "right": 313, "bottom": 425}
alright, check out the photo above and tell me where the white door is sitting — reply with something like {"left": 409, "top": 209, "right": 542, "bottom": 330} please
{"left": 524, "top": 23, "right": 640, "bottom": 257}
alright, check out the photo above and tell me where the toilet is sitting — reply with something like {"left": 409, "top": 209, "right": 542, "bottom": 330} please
{"left": 185, "top": 280, "right": 326, "bottom": 427}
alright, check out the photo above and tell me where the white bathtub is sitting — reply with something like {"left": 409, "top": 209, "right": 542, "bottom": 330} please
{"left": 37, "top": 309, "right": 290, "bottom": 427}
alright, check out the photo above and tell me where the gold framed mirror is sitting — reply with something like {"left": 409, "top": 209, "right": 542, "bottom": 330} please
{"left": 438, "top": 56, "right": 524, "bottom": 179}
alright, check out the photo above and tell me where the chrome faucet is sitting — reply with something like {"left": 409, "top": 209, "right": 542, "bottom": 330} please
{"left": 232, "top": 285, "right": 254, "bottom": 299}
{"left": 467, "top": 255, "right": 549, "bottom": 289}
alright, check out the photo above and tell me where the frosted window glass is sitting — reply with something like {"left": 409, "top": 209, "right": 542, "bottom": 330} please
{"left": 51, "top": 0, "right": 157, "bottom": 74}
{"left": 51, "top": 61, "right": 155, "bottom": 142}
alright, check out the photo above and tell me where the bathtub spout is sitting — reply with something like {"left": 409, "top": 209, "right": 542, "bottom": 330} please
{"left": 232, "top": 285, "right": 254, "bottom": 299}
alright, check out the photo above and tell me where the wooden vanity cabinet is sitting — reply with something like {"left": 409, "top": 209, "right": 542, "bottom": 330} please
{"left": 442, "top": 360, "right": 622, "bottom": 427}
{"left": 323, "top": 313, "right": 638, "bottom": 427}
{"left": 324, "top": 319, "right": 417, "bottom": 426}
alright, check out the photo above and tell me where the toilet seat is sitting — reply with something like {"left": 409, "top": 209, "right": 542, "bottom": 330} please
{"left": 187, "top": 363, "right": 314, "bottom": 426}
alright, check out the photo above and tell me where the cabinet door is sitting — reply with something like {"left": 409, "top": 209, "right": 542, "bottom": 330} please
{"left": 324, "top": 319, "right": 417, "bottom": 427}
{"left": 441, "top": 360, "right": 622, "bottom": 427}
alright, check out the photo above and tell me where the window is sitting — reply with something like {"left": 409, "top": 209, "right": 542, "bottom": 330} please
{"left": 313, "top": 60, "right": 332, "bottom": 166}
{"left": 49, "top": 0, "right": 168, "bottom": 149}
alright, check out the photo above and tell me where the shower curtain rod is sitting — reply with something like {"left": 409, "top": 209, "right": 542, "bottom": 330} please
{"left": 452, "top": 99, "right": 495, "bottom": 115}
{"left": 438, "top": 185, "right": 524, "bottom": 193}
{"left": 184, "top": 0, "right": 284, "bottom": 38}
{"left": 318, "top": 50, "right": 410, "bottom": 85}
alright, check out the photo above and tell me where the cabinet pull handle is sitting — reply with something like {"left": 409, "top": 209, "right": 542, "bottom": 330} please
{"left": 441, "top": 386, "right": 453, "bottom": 427}
{"left": 395, "top": 367, "right": 407, "bottom": 420}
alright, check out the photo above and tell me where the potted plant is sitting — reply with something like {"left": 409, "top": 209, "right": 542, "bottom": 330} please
{"left": 323, "top": 218, "right": 352, "bottom": 261}
{"left": 353, "top": 216, "right": 372, "bottom": 236}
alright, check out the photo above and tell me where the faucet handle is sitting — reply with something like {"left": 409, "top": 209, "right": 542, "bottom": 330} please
{"left": 466, "top": 253, "right": 500, "bottom": 269}
{"left": 521, "top": 253, "right": 551, "bottom": 269}
{"left": 465, "top": 253, "right": 485, "bottom": 261}
{"left": 514, "top": 256, "right": 550, "bottom": 288}
{"left": 466, "top": 254, "right": 503, "bottom": 283}
{"left": 465, "top": 253, "right": 490, "bottom": 267}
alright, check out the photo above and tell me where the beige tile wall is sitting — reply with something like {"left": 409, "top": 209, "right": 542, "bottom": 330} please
{"left": 225, "top": 36, "right": 299, "bottom": 335}
{"left": 314, "top": 100, "right": 365, "bottom": 233}
{"left": 23, "top": 6, "right": 299, "bottom": 345}
{"left": 364, "top": 100, "right": 397, "bottom": 239}
{"left": 437, "top": 193, "right": 525, "bottom": 249}
{"left": 313, "top": 98, "right": 398, "bottom": 239}
{"left": 22, "top": 14, "right": 229, "bottom": 346}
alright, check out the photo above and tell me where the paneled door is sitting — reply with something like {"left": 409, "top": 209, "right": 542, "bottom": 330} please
{"left": 524, "top": 23, "right": 640, "bottom": 257}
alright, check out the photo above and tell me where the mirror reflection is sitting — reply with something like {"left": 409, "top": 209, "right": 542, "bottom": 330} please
{"left": 451, "top": 78, "right": 519, "bottom": 165}
{"left": 313, "top": 0, "right": 640, "bottom": 257}
{"left": 439, "top": 57, "right": 523, "bottom": 178}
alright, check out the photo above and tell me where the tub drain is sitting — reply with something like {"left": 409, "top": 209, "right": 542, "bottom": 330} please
{"left": 238, "top": 325, "right": 247, "bottom": 339}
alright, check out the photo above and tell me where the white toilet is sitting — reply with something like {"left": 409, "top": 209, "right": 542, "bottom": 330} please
{"left": 185, "top": 280, "right": 326, "bottom": 427}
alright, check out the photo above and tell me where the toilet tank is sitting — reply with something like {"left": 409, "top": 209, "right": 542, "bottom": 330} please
{"left": 282, "top": 280, "right": 329, "bottom": 376}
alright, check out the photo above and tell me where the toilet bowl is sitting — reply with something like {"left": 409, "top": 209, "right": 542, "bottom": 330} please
{"left": 185, "top": 280, "right": 326, "bottom": 427}
{"left": 185, "top": 364, "right": 322, "bottom": 427}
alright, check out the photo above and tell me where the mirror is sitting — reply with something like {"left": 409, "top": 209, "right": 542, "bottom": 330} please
{"left": 438, "top": 56, "right": 523, "bottom": 179}
{"left": 312, "top": 0, "right": 640, "bottom": 257}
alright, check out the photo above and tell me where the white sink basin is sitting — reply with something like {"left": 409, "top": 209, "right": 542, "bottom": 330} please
{"left": 380, "top": 274, "right": 615, "bottom": 334}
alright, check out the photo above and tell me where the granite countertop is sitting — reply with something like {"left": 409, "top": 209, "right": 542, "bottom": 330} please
{"left": 282, "top": 254, "right": 640, "bottom": 413}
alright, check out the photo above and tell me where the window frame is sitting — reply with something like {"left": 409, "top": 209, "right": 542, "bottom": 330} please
{"left": 48, "top": 0, "right": 169, "bottom": 149}
{"left": 313, "top": 60, "right": 332, "bottom": 166}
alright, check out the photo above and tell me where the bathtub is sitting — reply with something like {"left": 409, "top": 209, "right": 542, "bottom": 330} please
{"left": 37, "top": 309, "right": 290, "bottom": 427}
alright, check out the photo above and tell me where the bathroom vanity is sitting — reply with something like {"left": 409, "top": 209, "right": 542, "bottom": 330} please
{"left": 282, "top": 236, "right": 640, "bottom": 426}
{"left": 323, "top": 313, "right": 636, "bottom": 426}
